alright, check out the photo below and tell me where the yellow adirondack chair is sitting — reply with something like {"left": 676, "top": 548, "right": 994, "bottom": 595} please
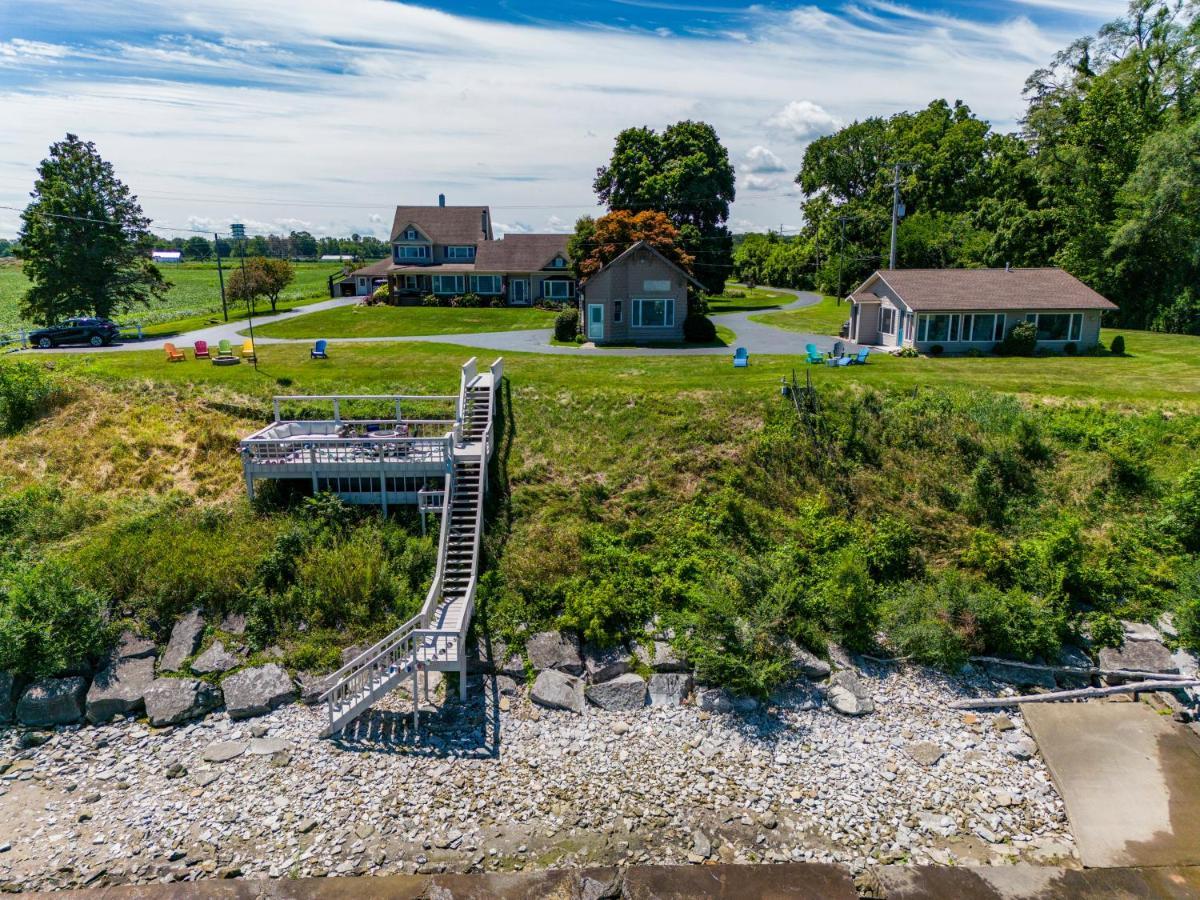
{"left": 241, "top": 339, "right": 256, "bottom": 361}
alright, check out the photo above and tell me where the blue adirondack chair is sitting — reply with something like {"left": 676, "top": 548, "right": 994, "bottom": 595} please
{"left": 851, "top": 347, "right": 870, "bottom": 365}
{"left": 733, "top": 347, "right": 749, "bottom": 368}
{"left": 805, "top": 343, "right": 823, "bottom": 365}
{"left": 310, "top": 339, "right": 328, "bottom": 359}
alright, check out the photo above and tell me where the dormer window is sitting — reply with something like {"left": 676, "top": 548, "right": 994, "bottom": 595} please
{"left": 405, "top": 228, "right": 418, "bottom": 240}
{"left": 549, "top": 256, "right": 566, "bottom": 269}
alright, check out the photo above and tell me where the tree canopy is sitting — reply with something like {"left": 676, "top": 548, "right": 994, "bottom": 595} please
{"left": 593, "top": 120, "right": 735, "bottom": 294}
{"left": 568, "top": 210, "right": 695, "bottom": 281}
{"left": 18, "top": 134, "right": 168, "bottom": 324}
{"left": 227, "top": 257, "right": 295, "bottom": 314}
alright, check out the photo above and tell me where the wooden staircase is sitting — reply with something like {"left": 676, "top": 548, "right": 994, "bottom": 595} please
{"left": 319, "top": 358, "right": 500, "bottom": 738}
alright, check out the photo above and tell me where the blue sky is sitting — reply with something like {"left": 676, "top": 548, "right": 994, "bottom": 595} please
{"left": 0, "top": 0, "right": 1126, "bottom": 240}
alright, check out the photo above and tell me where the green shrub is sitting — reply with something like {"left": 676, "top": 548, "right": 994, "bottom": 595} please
{"left": 0, "top": 360, "right": 57, "bottom": 434}
{"left": 1086, "top": 612, "right": 1125, "bottom": 649}
{"left": 1110, "top": 335, "right": 1126, "bottom": 356}
{"left": 554, "top": 308, "right": 578, "bottom": 342}
{"left": 682, "top": 315, "right": 717, "bottom": 343}
{"left": 1166, "top": 464, "right": 1200, "bottom": 550}
{"left": 896, "top": 347, "right": 919, "bottom": 358}
{"left": 421, "top": 293, "right": 443, "bottom": 307}
{"left": 0, "top": 558, "right": 114, "bottom": 678}
{"left": 820, "top": 548, "right": 877, "bottom": 650}
{"left": 1105, "top": 445, "right": 1152, "bottom": 493}
{"left": 998, "top": 321, "right": 1037, "bottom": 356}
{"left": 453, "top": 292, "right": 483, "bottom": 308}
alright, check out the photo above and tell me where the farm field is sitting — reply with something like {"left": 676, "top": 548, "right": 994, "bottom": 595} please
{"left": 251, "top": 304, "right": 559, "bottom": 339}
{"left": 0, "top": 260, "right": 350, "bottom": 333}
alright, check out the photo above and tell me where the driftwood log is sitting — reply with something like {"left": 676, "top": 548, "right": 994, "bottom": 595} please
{"left": 969, "top": 655, "right": 1192, "bottom": 682}
{"left": 951, "top": 679, "right": 1200, "bottom": 710}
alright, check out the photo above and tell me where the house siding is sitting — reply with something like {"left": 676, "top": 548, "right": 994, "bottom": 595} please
{"left": 582, "top": 248, "right": 688, "bottom": 344}
{"left": 908, "top": 308, "right": 1103, "bottom": 352}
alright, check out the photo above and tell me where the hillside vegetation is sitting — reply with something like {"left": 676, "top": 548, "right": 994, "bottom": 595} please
{"left": 1, "top": 345, "right": 1198, "bottom": 692}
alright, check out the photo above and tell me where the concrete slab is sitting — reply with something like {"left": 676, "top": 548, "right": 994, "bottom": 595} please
{"left": 621, "top": 863, "right": 856, "bottom": 899}
{"left": 874, "top": 864, "right": 1200, "bottom": 899}
{"left": 1024, "top": 701, "right": 1200, "bottom": 868}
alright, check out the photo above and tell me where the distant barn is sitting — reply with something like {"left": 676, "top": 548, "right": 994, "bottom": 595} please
{"left": 320, "top": 254, "right": 354, "bottom": 261}
{"left": 151, "top": 250, "right": 182, "bottom": 263}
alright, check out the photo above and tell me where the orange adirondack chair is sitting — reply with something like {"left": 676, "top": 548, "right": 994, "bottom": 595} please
{"left": 194, "top": 340, "right": 210, "bottom": 359}
{"left": 164, "top": 342, "right": 185, "bottom": 362}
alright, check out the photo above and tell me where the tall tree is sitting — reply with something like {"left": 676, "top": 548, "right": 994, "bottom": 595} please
{"left": 593, "top": 120, "right": 735, "bottom": 294}
{"left": 569, "top": 211, "right": 694, "bottom": 281}
{"left": 183, "top": 235, "right": 211, "bottom": 260}
{"left": 18, "top": 134, "right": 168, "bottom": 324}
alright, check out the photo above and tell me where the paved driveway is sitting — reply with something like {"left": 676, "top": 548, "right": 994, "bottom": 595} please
{"left": 20, "top": 288, "right": 851, "bottom": 358}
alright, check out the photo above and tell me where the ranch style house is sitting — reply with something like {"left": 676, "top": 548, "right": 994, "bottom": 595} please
{"left": 333, "top": 196, "right": 576, "bottom": 306}
{"left": 846, "top": 267, "right": 1119, "bottom": 353}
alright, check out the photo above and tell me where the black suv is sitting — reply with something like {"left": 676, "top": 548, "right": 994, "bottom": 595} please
{"left": 29, "top": 317, "right": 121, "bottom": 348}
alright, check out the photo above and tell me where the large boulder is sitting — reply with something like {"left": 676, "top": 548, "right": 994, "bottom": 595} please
{"left": 526, "top": 631, "right": 583, "bottom": 675}
{"left": 114, "top": 630, "right": 157, "bottom": 661}
{"left": 585, "top": 673, "right": 646, "bottom": 711}
{"left": 697, "top": 688, "right": 732, "bottom": 714}
{"left": 635, "top": 640, "right": 688, "bottom": 673}
{"left": 144, "top": 678, "right": 221, "bottom": 726}
{"left": 1098, "top": 641, "right": 1179, "bottom": 681}
{"left": 648, "top": 673, "right": 692, "bottom": 707}
{"left": 191, "top": 641, "right": 242, "bottom": 675}
{"left": 787, "top": 641, "right": 832, "bottom": 680}
{"left": 530, "top": 669, "right": 584, "bottom": 714}
{"left": 222, "top": 664, "right": 296, "bottom": 719}
{"left": 16, "top": 677, "right": 88, "bottom": 726}
{"left": 159, "top": 610, "right": 205, "bottom": 673}
{"left": 981, "top": 660, "right": 1056, "bottom": 691}
{"left": 0, "top": 671, "right": 16, "bottom": 724}
{"left": 825, "top": 670, "right": 875, "bottom": 716}
{"left": 86, "top": 656, "right": 155, "bottom": 724}
{"left": 469, "top": 637, "right": 524, "bottom": 678}
{"left": 295, "top": 672, "right": 335, "bottom": 705}
{"left": 582, "top": 643, "right": 629, "bottom": 684}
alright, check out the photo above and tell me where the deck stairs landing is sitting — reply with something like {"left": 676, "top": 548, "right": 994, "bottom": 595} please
{"left": 318, "top": 358, "right": 500, "bottom": 737}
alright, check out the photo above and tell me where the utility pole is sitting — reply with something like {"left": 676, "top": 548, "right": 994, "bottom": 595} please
{"left": 232, "top": 224, "right": 257, "bottom": 372}
{"left": 836, "top": 214, "right": 854, "bottom": 304}
{"left": 888, "top": 162, "right": 915, "bottom": 270}
{"left": 214, "top": 233, "right": 228, "bottom": 322}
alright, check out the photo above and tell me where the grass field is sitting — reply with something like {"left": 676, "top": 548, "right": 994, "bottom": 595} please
{"left": 706, "top": 284, "right": 795, "bottom": 313}
{"left": 0, "top": 260, "right": 348, "bottom": 333}
{"left": 749, "top": 294, "right": 847, "bottom": 335}
{"left": 252, "top": 304, "right": 559, "bottom": 339}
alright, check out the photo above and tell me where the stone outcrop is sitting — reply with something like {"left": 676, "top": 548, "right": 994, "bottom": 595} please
{"left": 788, "top": 642, "right": 832, "bottom": 680}
{"left": 697, "top": 688, "right": 732, "bottom": 714}
{"left": 1098, "top": 641, "right": 1179, "bottom": 680}
{"left": 582, "top": 643, "right": 629, "bottom": 684}
{"left": 526, "top": 631, "right": 583, "bottom": 675}
{"left": 826, "top": 670, "right": 875, "bottom": 716}
{"left": 469, "top": 637, "right": 524, "bottom": 678}
{"left": 143, "top": 678, "right": 222, "bottom": 726}
{"left": 585, "top": 673, "right": 647, "bottom": 711}
{"left": 981, "top": 660, "right": 1056, "bottom": 691}
{"left": 636, "top": 640, "right": 688, "bottom": 673}
{"left": 86, "top": 656, "right": 155, "bottom": 723}
{"left": 114, "top": 631, "right": 156, "bottom": 661}
{"left": 220, "top": 613, "right": 247, "bottom": 635}
{"left": 648, "top": 673, "right": 692, "bottom": 707}
{"left": 190, "top": 641, "right": 242, "bottom": 675}
{"left": 530, "top": 669, "right": 584, "bottom": 714}
{"left": 296, "top": 672, "right": 335, "bottom": 705}
{"left": 16, "top": 677, "right": 88, "bottom": 726}
{"left": 159, "top": 610, "right": 205, "bottom": 673}
{"left": 222, "top": 664, "right": 297, "bottom": 719}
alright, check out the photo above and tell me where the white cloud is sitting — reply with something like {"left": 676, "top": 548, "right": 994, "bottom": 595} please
{"left": 742, "top": 145, "right": 786, "bottom": 173}
{"left": 0, "top": 39, "right": 70, "bottom": 65}
{"left": 741, "top": 174, "right": 777, "bottom": 192}
{"left": 766, "top": 101, "right": 843, "bottom": 141}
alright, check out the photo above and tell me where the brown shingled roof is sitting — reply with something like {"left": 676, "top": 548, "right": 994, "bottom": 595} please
{"left": 347, "top": 258, "right": 394, "bottom": 279}
{"left": 390, "top": 206, "right": 492, "bottom": 244}
{"left": 857, "top": 268, "right": 1118, "bottom": 312}
{"left": 474, "top": 233, "right": 569, "bottom": 271}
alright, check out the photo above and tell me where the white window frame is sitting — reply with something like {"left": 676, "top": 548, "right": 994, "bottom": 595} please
{"left": 396, "top": 244, "right": 429, "bottom": 260}
{"left": 633, "top": 297, "right": 675, "bottom": 329}
{"left": 543, "top": 279, "right": 575, "bottom": 300}
{"left": 404, "top": 275, "right": 418, "bottom": 290}
{"left": 405, "top": 227, "right": 418, "bottom": 240}
{"left": 445, "top": 245, "right": 475, "bottom": 260}
{"left": 880, "top": 307, "right": 896, "bottom": 335}
{"left": 994, "top": 314, "right": 1006, "bottom": 341}
{"left": 548, "top": 256, "right": 567, "bottom": 269}
{"left": 432, "top": 274, "right": 465, "bottom": 295}
{"left": 1025, "top": 312, "right": 1083, "bottom": 342}
{"left": 469, "top": 274, "right": 501, "bottom": 295}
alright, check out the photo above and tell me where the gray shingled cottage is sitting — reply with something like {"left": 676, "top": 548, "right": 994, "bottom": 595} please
{"left": 578, "top": 241, "right": 702, "bottom": 345}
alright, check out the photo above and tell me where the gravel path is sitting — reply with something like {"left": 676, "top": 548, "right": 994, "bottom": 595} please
{"left": 0, "top": 663, "right": 1075, "bottom": 892}
{"left": 25, "top": 289, "right": 852, "bottom": 358}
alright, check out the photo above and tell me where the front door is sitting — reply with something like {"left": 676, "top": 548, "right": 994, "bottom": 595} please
{"left": 587, "top": 304, "right": 604, "bottom": 341}
{"left": 510, "top": 278, "right": 529, "bottom": 305}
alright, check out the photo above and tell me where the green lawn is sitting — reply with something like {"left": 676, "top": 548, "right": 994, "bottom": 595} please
{"left": 0, "top": 260, "right": 347, "bottom": 333}
{"left": 250, "top": 304, "right": 559, "bottom": 339}
{"left": 48, "top": 325, "right": 1200, "bottom": 408}
{"left": 749, "top": 294, "right": 848, "bottom": 335}
{"left": 706, "top": 283, "right": 795, "bottom": 313}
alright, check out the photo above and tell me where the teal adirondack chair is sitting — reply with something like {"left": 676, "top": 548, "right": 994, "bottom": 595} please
{"left": 733, "top": 347, "right": 749, "bottom": 368}
{"left": 805, "top": 343, "right": 823, "bottom": 365}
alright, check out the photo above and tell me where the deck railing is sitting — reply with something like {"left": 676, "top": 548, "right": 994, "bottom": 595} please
{"left": 240, "top": 433, "right": 453, "bottom": 467}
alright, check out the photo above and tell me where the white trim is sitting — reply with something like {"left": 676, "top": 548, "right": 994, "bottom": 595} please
{"left": 543, "top": 280, "right": 575, "bottom": 300}
{"left": 395, "top": 244, "right": 429, "bottom": 261}
{"left": 1025, "top": 312, "right": 1084, "bottom": 342}
{"left": 879, "top": 306, "right": 896, "bottom": 336}
{"left": 509, "top": 278, "right": 530, "bottom": 305}
{"left": 445, "top": 245, "right": 476, "bottom": 260}
{"left": 432, "top": 274, "right": 465, "bottom": 294}
{"left": 469, "top": 274, "right": 501, "bottom": 295}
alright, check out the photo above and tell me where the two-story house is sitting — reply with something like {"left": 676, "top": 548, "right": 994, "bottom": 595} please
{"left": 337, "top": 196, "right": 577, "bottom": 306}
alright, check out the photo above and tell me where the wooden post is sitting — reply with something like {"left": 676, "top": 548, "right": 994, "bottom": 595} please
{"left": 273, "top": 398, "right": 281, "bottom": 422}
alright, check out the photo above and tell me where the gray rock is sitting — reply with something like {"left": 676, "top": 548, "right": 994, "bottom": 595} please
{"left": 340, "top": 643, "right": 370, "bottom": 668}
{"left": 788, "top": 642, "right": 831, "bottom": 680}
{"left": 491, "top": 675, "right": 520, "bottom": 696}
{"left": 469, "top": 637, "right": 524, "bottom": 678}
{"left": 692, "top": 829, "right": 712, "bottom": 859}
{"left": 202, "top": 741, "right": 247, "bottom": 762}
{"left": 585, "top": 673, "right": 646, "bottom": 711}
{"left": 1006, "top": 738, "right": 1037, "bottom": 760}
{"left": 732, "top": 696, "right": 759, "bottom": 714}
{"left": 86, "top": 656, "right": 155, "bottom": 723}
{"left": 222, "top": 664, "right": 296, "bottom": 719}
{"left": 826, "top": 642, "right": 855, "bottom": 671}
{"left": 530, "top": 669, "right": 584, "bottom": 714}
{"left": 648, "top": 673, "right": 692, "bottom": 707}
{"left": 1056, "top": 645, "right": 1093, "bottom": 689}
{"left": 143, "top": 678, "right": 221, "bottom": 726}
{"left": 1122, "top": 620, "right": 1162, "bottom": 642}
{"left": 295, "top": 672, "right": 335, "bottom": 705}
{"left": 1098, "top": 641, "right": 1179, "bottom": 679}
{"left": 114, "top": 630, "right": 156, "bottom": 661}
{"left": 248, "top": 737, "right": 291, "bottom": 756}
{"left": 582, "top": 643, "right": 629, "bottom": 683}
{"left": 907, "top": 741, "right": 944, "bottom": 766}
{"left": 525, "top": 631, "right": 583, "bottom": 675}
{"left": 983, "top": 660, "right": 1056, "bottom": 691}
{"left": 16, "top": 677, "right": 88, "bottom": 726}
{"left": 220, "top": 613, "right": 247, "bottom": 635}
{"left": 0, "top": 671, "right": 15, "bottom": 724}
{"left": 826, "top": 670, "right": 875, "bottom": 716}
{"left": 1157, "top": 613, "right": 1178, "bottom": 640}
{"left": 992, "top": 713, "right": 1016, "bottom": 732}
{"left": 159, "top": 610, "right": 205, "bottom": 673}
{"left": 190, "top": 641, "right": 242, "bottom": 675}
{"left": 636, "top": 640, "right": 688, "bottom": 673}
{"left": 697, "top": 688, "right": 732, "bottom": 714}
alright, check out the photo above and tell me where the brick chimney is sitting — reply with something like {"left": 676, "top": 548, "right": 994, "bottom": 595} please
{"left": 438, "top": 193, "right": 446, "bottom": 207}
